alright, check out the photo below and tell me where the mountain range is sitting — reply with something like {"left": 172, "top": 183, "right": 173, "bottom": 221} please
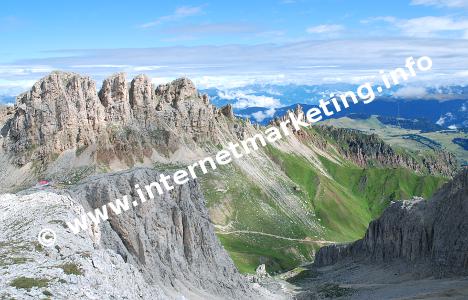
{"left": 202, "top": 85, "right": 468, "bottom": 131}
{"left": 0, "top": 71, "right": 466, "bottom": 299}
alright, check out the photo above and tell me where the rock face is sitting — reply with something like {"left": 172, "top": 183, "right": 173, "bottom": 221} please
{"left": 256, "top": 264, "right": 269, "bottom": 278}
{"left": 69, "top": 167, "right": 258, "bottom": 299}
{"left": 155, "top": 77, "right": 199, "bottom": 106}
{"left": 0, "top": 167, "right": 263, "bottom": 299}
{"left": 314, "top": 169, "right": 468, "bottom": 275}
{"left": 3, "top": 72, "right": 105, "bottom": 166}
{"left": 270, "top": 108, "right": 457, "bottom": 177}
{"left": 99, "top": 73, "right": 132, "bottom": 123}
{"left": 315, "top": 125, "right": 458, "bottom": 177}
{"left": 220, "top": 104, "right": 235, "bottom": 119}
{"left": 129, "top": 74, "right": 157, "bottom": 122}
{"left": 0, "top": 191, "right": 167, "bottom": 300}
{"left": 1, "top": 72, "right": 224, "bottom": 167}
{"left": 1, "top": 71, "right": 457, "bottom": 180}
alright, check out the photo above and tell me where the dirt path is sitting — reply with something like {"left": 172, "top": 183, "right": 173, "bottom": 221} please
{"left": 216, "top": 229, "right": 335, "bottom": 245}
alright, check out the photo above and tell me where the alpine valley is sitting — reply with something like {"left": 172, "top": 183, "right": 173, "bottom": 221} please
{"left": 0, "top": 72, "right": 467, "bottom": 299}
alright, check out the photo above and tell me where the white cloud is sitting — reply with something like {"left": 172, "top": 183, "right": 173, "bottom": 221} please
{"left": 139, "top": 6, "right": 203, "bottom": 28}
{"left": 0, "top": 78, "right": 37, "bottom": 96}
{"left": 233, "top": 95, "right": 281, "bottom": 109}
{"left": 133, "top": 65, "right": 167, "bottom": 71}
{"left": 393, "top": 86, "right": 428, "bottom": 98}
{"left": 374, "top": 16, "right": 468, "bottom": 38}
{"left": 217, "top": 90, "right": 281, "bottom": 109}
{"left": 150, "top": 77, "right": 174, "bottom": 86}
{"left": 4, "top": 38, "right": 468, "bottom": 95}
{"left": 252, "top": 108, "right": 277, "bottom": 122}
{"left": 193, "top": 74, "right": 287, "bottom": 89}
{"left": 216, "top": 90, "right": 237, "bottom": 100}
{"left": 400, "top": 17, "right": 468, "bottom": 38}
{"left": 306, "top": 24, "right": 344, "bottom": 34}
{"left": 411, "top": 0, "right": 468, "bottom": 8}
{"left": 436, "top": 116, "right": 446, "bottom": 125}
{"left": 361, "top": 16, "right": 397, "bottom": 24}
{"left": 71, "top": 64, "right": 130, "bottom": 68}
{"left": 454, "top": 70, "right": 468, "bottom": 77}
{"left": 0, "top": 65, "right": 53, "bottom": 75}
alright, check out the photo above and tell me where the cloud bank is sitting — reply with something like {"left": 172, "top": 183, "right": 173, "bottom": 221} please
{"left": 411, "top": 0, "right": 468, "bottom": 8}
{"left": 2, "top": 38, "right": 468, "bottom": 96}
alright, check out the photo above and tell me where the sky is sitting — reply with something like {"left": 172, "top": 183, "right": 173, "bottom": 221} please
{"left": 1, "top": 0, "right": 468, "bottom": 97}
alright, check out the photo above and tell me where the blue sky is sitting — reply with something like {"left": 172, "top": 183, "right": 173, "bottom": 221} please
{"left": 1, "top": 0, "right": 468, "bottom": 96}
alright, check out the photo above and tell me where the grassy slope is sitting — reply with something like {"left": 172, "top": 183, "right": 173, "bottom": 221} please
{"left": 195, "top": 115, "right": 450, "bottom": 274}
{"left": 199, "top": 140, "right": 446, "bottom": 274}
{"left": 200, "top": 163, "right": 320, "bottom": 273}
{"left": 323, "top": 116, "right": 468, "bottom": 165}
{"left": 263, "top": 145, "right": 444, "bottom": 241}
{"left": 318, "top": 156, "right": 445, "bottom": 218}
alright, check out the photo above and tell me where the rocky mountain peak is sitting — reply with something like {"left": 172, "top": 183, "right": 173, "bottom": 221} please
{"left": 4, "top": 71, "right": 105, "bottom": 165}
{"left": 98, "top": 72, "right": 131, "bottom": 122}
{"left": 1, "top": 72, "right": 225, "bottom": 167}
{"left": 155, "top": 77, "right": 199, "bottom": 107}
{"left": 294, "top": 104, "right": 304, "bottom": 117}
{"left": 220, "top": 104, "right": 235, "bottom": 119}
{"left": 130, "top": 74, "right": 156, "bottom": 119}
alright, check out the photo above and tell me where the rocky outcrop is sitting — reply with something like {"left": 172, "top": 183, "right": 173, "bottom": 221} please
{"left": 0, "top": 105, "right": 14, "bottom": 137}
{"left": 69, "top": 167, "right": 258, "bottom": 299}
{"left": 129, "top": 74, "right": 157, "bottom": 122}
{"left": 99, "top": 72, "right": 132, "bottom": 123}
{"left": 315, "top": 125, "right": 458, "bottom": 177}
{"left": 155, "top": 77, "right": 200, "bottom": 106}
{"left": 1, "top": 72, "right": 227, "bottom": 167}
{"left": 0, "top": 167, "right": 264, "bottom": 299}
{"left": 0, "top": 191, "right": 167, "bottom": 299}
{"left": 3, "top": 72, "right": 105, "bottom": 166}
{"left": 314, "top": 169, "right": 468, "bottom": 276}
{"left": 220, "top": 104, "right": 235, "bottom": 119}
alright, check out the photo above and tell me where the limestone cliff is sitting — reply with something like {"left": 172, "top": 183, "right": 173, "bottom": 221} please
{"left": 314, "top": 169, "right": 468, "bottom": 276}
{"left": 70, "top": 167, "right": 258, "bottom": 299}
{"left": 3, "top": 72, "right": 105, "bottom": 166}
{"left": 1, "top": 72, "right": 457, "bottom": 179}
{"left": 1, "top": 71, "right": 224, "bottom": 167}
{"left": 314, "top": 125, "right": 458, "bottom": 177}
{"left": 0, "top": 167, "right": 269, "bottom": 299}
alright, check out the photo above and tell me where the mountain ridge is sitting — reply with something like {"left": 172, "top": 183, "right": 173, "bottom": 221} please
{"left": 314, "top": 168, "right": 468, "bottom": 276}
{"left": 0, "top": 70, "right": 458, "bottom": 274}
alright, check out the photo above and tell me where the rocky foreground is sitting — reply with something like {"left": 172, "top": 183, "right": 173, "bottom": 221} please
{"left": 0, "top": 167, "right": 282, "bottom": 299}
{"left": 285, "top": 169, "right": 468, "bottom": 299}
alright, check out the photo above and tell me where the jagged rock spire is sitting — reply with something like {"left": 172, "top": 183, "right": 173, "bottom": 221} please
{"left": 2, "top": 71, "right": 227, "bottom": 166}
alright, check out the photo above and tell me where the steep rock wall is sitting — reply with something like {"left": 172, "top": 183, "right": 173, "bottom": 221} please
{"left": 314, "top": 169, "right": 468, "bottom": 275}
{"left": 70, "top": 167, "right": 259, "bottom": 299}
